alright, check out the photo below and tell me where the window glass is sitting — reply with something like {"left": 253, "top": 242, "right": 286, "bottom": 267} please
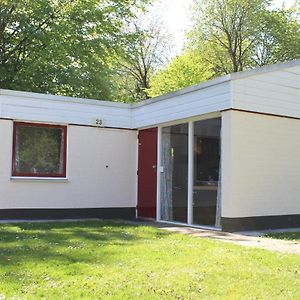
{"left": 13, "top": 123, "right": 66, "bottom": 177}
{"left": 193, "top": 118, "right": 221, "bottom": 226}
{"left": 160, "top": 123, "right": 188, "bottom": 223}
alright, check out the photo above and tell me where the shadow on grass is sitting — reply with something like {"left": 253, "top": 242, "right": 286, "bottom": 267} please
{"left": 0, "top": 220, "right": 171, "bottom": 268}
{"left": 266, "top": 232, "right": 300, "bottom": 242}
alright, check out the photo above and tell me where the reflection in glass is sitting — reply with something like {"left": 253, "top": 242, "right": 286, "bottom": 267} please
{"left": 193, "top": 118, "right": 221, "bottom": 226}
{"left": 14, "top": 125, "right": 65, "bottom": 176}
{"left": 160, "top": 123, "right": 188, "bottom": 223}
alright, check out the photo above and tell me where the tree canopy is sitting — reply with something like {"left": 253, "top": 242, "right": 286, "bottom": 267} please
{"left": 111, "top": 21, "right": 170, "bottom": 102}
{"left": 147, "top": 50, "right": 213, "bottom": 98}
{"left": 0, "top": 0, "right": 149, "bottom": 99}
{"left": 189, "top": 0, "right": 300, "bottom": 74}
{"left": 1, "top": 0, "right": 300, "bottom": 102}
{"left": 149, "top": 0, "right": 300, "bottom": 97}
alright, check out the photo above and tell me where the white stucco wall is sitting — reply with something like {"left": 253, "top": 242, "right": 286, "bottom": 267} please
{"left": 0, "top": 119, "right": 137, "bottom": 209}
{"left": 221, "top": 110, "right": 300, "bottom": 218}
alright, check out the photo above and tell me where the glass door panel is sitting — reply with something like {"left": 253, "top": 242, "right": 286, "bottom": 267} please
{"left": 193, "top": 118, "right": 221, "bottom": 226}
{"left": 160, "top": 123, "right": 188, "bottom": 223}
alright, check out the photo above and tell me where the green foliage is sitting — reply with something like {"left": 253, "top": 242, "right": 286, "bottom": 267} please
{"left": 254, "top": 8, "right": 300, "bottom": 66}
{"left": 188, "top": 0, "right": 300, "bottom": 75}
{"left": 147, "top": 51, "right": 213, "bottom": 97}
{"left": 111, "top": 22, "right": 171, "bottom": 102}
{"left": 2, "top": 0, "right": 299, "bottom": 101}
{"left": 189, "top": 0, "right": 266, "bottom": 73}
{"left": 150, "top": 0, "right": 300, "bottom": 98}
{"left": 0, "top": 0, "right": 149, "bottom": 99}
{"left": 110, "top": 69, "right": 140, "bottom": 103}
{"left": 0, "top": 221, "right": 299, "bottom": 299}
{"left": 16, "top": 126, "right": 64, "bottom": 174}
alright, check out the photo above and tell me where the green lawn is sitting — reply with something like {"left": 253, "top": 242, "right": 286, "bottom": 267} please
{"left": 265, "top": 232, "right": 300, "bottom": 243}
{"left": 0, "top": 221, "right": 299, "bottom": 299}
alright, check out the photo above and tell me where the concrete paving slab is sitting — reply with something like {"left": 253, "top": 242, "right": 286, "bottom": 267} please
{"left": 158, "top": 225, "right": 300, "bottom": 254}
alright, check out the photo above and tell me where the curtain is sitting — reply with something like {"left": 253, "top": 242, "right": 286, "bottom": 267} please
{"left": 160, "top": 131, "right": 173, "bottom": 221}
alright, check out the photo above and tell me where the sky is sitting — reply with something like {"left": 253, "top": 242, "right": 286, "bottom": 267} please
{"left": 146, "top": 0, "right": 298, "bottom": 56}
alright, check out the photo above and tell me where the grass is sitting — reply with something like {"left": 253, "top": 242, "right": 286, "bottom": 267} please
{"left": 265, "top": 232, "right": 300, "bottom": 243}
{"left": 0, "top": 221, "right": 299, "bottom": 299}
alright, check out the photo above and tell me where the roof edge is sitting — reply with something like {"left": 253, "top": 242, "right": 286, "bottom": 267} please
{"left": 132, "top": 74, "right": 231, "bottom": 108}
{"left": 230, "top": 59, "right": 300, "bottom": 80}
{"left": 1, "top": 59, "right": 299, "bottom": 110}
{"left": 0, "top": 89, "right": 131, "bottom": 109}
{"left": 132, "top": 59, "right": 300, "bottom": 108}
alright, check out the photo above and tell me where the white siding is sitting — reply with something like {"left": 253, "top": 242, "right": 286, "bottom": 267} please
{"left": 1, "top": 61, "right": 300, "bottom": 131}
{"left": 0, "top": 80, "right": 232, "bottom": 130}
{"left": 221, "top": 110, "right": 300, "bottom": 218}
{"left": 0, "top": 119, "right": 137, "bottom": 209}
{"left": 232, "top": 65, "right": 300, "bottom": 118}
{"left": 131, "top": 81, "right": 231, "bottom": 128}
{"left": 0, "top": 90, "right": 132, "bottom": 129}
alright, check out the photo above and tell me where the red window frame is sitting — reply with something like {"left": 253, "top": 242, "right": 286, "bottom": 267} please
{"left": 12, "top": 122, "right": 67, "bottom": 178}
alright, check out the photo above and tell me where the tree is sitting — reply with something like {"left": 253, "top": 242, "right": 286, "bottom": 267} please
{"left": 188, "top": 0, "right": 300, "bottom": 75}
{"left": 253, "top": 8, "right": 300, "bottom": 66}
{"left": 0, "top": 0, "right": 150, "bottom": 99}
{"left": 147, "top": 50, "right": 213, "bottom": 97}
{"left": 148, "top": 0, "right": 300, "bottom": 98}
{"left": 111, "top": 20, "right": 171, "bottom": 102}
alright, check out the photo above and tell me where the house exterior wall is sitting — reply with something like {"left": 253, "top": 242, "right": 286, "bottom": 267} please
{"left": 221, "top": 110, "right": 300, "bottom": 231}
{"left": 0, "top": 119, "right": 137, "bottom": 219}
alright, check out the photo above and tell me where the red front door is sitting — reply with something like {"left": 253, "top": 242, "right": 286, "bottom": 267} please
{"left": 137, "top": 128, "right": 157, "bottom": 218}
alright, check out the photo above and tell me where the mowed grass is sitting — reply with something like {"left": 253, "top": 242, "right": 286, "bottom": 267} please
{"left": 0, "top": 221, "right": 299, "bottom": 299}
{"left": 266, "top": 232, "right": 300, "bottom": 243}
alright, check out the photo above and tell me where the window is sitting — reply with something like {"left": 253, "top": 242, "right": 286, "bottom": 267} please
{"left": 12, "top": 122, "right": 67, "bottom": 177}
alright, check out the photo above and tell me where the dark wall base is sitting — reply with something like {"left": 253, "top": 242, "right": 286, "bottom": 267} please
{"left": 222, "top": 214, "right": 300, "bottom": 232}
{"left": 0, "top": 208, "right": 136, "bottom": 221}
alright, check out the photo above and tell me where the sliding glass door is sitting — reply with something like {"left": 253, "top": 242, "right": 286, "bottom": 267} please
{"left": 160, "top": 123, "right": 188, "bottom": 223}
{"left": 159, "top": 117, "right": 221, "bottom": 227}
{"left": 193, "top": 118, "right": 221, "bottom": 226}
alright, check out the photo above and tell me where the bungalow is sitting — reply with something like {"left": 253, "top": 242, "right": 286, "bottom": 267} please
{"left": 0, "top": 60, "right": 299, "bottom": 232}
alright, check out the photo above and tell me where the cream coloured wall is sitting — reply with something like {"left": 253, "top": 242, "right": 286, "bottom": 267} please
{"left": 221, "top": 110, "right": 300, "bottom": 218}
{"left": 0, "top": 119, "right": 137, "bottom": 209}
